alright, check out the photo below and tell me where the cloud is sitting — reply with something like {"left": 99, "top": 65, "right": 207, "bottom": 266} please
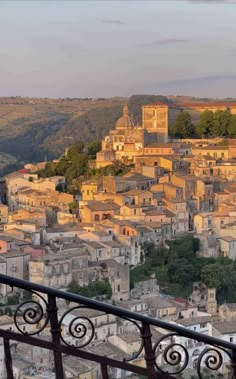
{"left": 156, "top": 75, "right": 236, "bottom": 92}
{"left": 164, "top": 74, "right": 236, "bottom": 85}
{"left": 102, "top": 19, "right": 126, "bottom": 26}
{"left": 142, "top": 38, "right": 190, "bottom": 47}
{"left": 187, "top": 0, "right": 236, "bottom": 3}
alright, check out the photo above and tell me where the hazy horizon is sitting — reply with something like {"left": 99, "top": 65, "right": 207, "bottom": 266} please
{"left": 0, "top": 0, "right": 236, "bottom": 98}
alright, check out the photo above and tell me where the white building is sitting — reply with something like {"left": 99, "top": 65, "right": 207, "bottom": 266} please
{"left": 218, "top": 236, "right": 236, "bottom": 260}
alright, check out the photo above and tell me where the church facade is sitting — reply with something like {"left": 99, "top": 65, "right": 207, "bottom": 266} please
{"left": 96, "top": 104, "right": 145, "bottom": 168}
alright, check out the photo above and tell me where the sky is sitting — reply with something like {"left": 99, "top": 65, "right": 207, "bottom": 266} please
{"left": 0, "top": 0, "right": 236, "bottom": 98}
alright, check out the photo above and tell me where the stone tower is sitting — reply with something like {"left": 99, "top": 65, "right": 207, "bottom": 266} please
{"left": 142, "top": 103, "right": 168, "bottom": 143}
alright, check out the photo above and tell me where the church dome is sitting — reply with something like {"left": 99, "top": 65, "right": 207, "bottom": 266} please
{"left": 116, "top": 103, "right": 135, "bottom": 129}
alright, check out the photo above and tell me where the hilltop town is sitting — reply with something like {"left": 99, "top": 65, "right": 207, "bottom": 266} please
{"left": 1, "top": 99, "right": 236, "bottom": 378}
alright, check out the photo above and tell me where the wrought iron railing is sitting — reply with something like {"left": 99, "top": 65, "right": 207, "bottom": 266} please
{"left": 0, "top": 273, "right": 236, "bottom": 379}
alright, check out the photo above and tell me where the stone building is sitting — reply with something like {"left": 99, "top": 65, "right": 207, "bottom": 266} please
{"left": 131, "top": 279, "right": 160, "bottom": 298}
{"left": 90, "top": 259, "right": 130, "bottom": 301}
{"left": 96, "top": 104, "right": 144, "bottom": 168}
{"left": 219, "top": 303, "right": 236, "bottom": 321}
{"left": 188, "top": 282, "right": 217, "bottom": 315}
{"left": 142, "top": 103, "right": 169, "bottom": 143}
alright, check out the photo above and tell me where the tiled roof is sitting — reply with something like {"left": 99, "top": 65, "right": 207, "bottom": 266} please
{"left": 178, "top": 316, "right": 212, "bottom": 327}
{"left": 144, "top": 210, "right": 165, "bottom": 216}
{"left": 86, "top": 201, "right": 120, "bottom": 211}
{"left": 213, "top": 321, "right": 236, "bottom": 335}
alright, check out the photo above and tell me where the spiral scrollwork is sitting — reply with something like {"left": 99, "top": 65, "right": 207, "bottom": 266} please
{"left": 153, "top": 333, "right": 189, "bottom": 375}
{"left": 59, "top": 306, "right": 95, "bottom": 348}
{"left": 14, "top": 291, "right": 49, "bottom": 335}
{"left": 197, "top": 347, "right": 232, "bottom": 379}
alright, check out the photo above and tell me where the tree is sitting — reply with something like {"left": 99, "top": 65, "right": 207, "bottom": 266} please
{"left": 212, "top": 110, "right": 231, "bottom": 137}
{"left": 141, "top": 241, "right": 155, "bottom": 260}
{"left": 54, "top": 158, "right": 70, "bottom": 176}
{"left": 66, "top": 142, "right": 85, "bottom": 160}
{"left": 228, "top": 115, "right": 236, "bottom": 137}
{"left": 168, "top": 258, "right": 196, "bottom": 286}
{"left": 196, "top": 110, "right": 213, "bottom": 137}
{"left": 171, "top": 111, "right": 195, "bottom": 138}
{"left": 87, "top": 141, "right": 101, "bottom": 158}
{"left": 67, "top": 279, "right": 112, "bottom": 299}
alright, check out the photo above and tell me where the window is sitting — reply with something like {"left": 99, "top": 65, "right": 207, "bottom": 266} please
{"left": 94, "top": 214, "right": 100, "bottom": 222}
{"left": 230, "top": 337, "right": 234, "bottom": 343}
{"left": 117, "top": 285, "right": 120, "bottom": 292}
{"left": 200, "top": 323, "right": 206, "bottom": 328}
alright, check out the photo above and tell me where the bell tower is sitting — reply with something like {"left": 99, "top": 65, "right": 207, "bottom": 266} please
{"left": 142, "top": 103, "right": 168, "bottom": 143}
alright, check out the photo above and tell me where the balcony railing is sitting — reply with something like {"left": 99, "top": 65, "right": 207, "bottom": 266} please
{"left": 0, "top": 273, "right": 236, "bottom": 379}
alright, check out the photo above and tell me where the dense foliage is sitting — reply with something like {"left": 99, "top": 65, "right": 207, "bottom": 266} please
{"left": 131, "top": 236, "right": 236, "bottom": 303}
{"left": 171, "top": 111, "right": 195, "bottom": 138}
{"left": 197, "top": 109, "right": 236, "bottom": 137}
{"left": 38, "top": 142, "right": 131, "bottom": 194}
{"left": 171, "top": 109, "right": 236, "bottom": 138}
{"left": 67, "top": 279, "right": 112, "bottom": 299}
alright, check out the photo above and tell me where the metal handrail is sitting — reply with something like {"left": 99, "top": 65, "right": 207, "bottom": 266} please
{"left": 0, "top": 273, "right": 235, "bottom": 351}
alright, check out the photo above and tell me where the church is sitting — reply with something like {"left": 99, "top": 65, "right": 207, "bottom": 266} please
{"left": 96, "top": 103, "right": 144, "bottom": 168}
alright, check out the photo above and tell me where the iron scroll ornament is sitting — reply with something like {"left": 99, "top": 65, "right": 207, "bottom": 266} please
{"left": 197, "top": 346, "right": 234, "bottom": 379}
{"left": 14, "top": 290, "right": 49, "bottom": 335}
{"left": 153, "top": 333, "right": 189, "bottom": 375}
{"left": 59, "top": 306, "right": 144, "bottom": 361}
{"left": 59, "top": 306, "right": 95, "bottom": 348}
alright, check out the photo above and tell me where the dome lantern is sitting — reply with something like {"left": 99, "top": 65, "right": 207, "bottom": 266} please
{"left": 115, "top": 103, "right": 134, "bottom": 130}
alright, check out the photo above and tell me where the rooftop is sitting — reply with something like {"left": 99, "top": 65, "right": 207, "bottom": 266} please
{"left": 177, "top": 316, "right": 212, "bottom": 327}
{"left": 213, "top": 321, "right": 236, "bottom": 335}
{"left": 124, "top": 189, "right": 151, "bottom": 196}
{"left": 218, "top": 236, "right": 236, "bottom": 242}
{"left": 144, "top": 144, "right": 177, "bottom": 149}
{"left": 85, "top": 201, "right": 120, "bottom": 211}
{"left": 116, "top": 332, "right": 141, "bottom": 343}
{"left": 220, "top": 303, "right": 236, "bottom": 311}
{"left": 123, "top": 173, "right": 154, "bottom": 182}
